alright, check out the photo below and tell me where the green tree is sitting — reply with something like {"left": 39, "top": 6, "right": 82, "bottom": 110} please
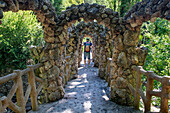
{"left": 139, "top": 18, "right": 170, "bottom": 107}
{"left": 50, "top": 0, "right": 63, "bottom": 15}
{"left": 141, "top": 18, "right": 170, "bottom": 77}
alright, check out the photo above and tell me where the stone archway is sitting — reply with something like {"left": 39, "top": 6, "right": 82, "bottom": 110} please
{"left": 0, "top": 2, "right": 118, "bottom": 102}
{"left": 0, "top": 0, "right": 65, "bottom": 103}
{"left": 0, "top": 0, "right": 169, "bottom": 106}
{"left": 67, "top": 21, "right": 112, "bottom": 79}
{"left": 108, "top": 0, "right": 170, "bottom": 105}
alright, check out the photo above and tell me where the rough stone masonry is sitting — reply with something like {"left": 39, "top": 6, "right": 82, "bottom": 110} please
{"left": 0, "top": 0, "right": 169, "bottom": 106}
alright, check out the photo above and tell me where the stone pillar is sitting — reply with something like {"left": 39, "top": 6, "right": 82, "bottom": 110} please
{"left": 94, "top": 36, "right": 100, "bottom": 67}
{"left": 78, "top": 37, "right": 83, "bottom": 67}
{"left": 109, "top": 29, "right": 149, "bottom": 105}
{"left": 98, "top": 46, "right": 107, "bottom": 79}
{"left": 98, "top": 33, "right": 107, "bottom": 79}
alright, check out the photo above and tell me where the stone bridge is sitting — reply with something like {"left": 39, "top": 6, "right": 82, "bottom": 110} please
{"left": 0, "top": 0, "right": 169, "bottom": 113}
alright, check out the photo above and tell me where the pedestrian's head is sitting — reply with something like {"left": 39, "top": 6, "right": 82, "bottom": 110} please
{"left": 86, "top": 38, "right": 89, "bottom": 41}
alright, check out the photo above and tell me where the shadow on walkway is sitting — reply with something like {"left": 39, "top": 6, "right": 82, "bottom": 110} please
{"left": 29, "top": 66, "right": 142, "bottom": 113}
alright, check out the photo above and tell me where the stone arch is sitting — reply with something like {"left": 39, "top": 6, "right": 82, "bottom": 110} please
{"left": 108, "top": 0, "right": 170, "bottom": 105}
{"left": 67, "top": 21, "right": 112, "bottom": 79}
{"left": 124, "top": 0, "right": 169, "bottom": 29}
{"left": 0, "top": 1, "right": 66, "bottom": 102}
{"left": 0, "top": 1, "right": 119, "bottom": 103}
{"left": 0, "top": 0, "right": 169, "bottom": 105}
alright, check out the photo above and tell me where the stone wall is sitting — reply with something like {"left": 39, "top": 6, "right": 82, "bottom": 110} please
{"left": 0, "top": 0, "right": 169, "bottom": 105}
{"left": 108, "top": 0, "right": 169, "bottom": 105}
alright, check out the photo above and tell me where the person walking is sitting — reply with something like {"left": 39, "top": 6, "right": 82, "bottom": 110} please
{"left": 83, "top": 38, "right": 92, "bottom": 67}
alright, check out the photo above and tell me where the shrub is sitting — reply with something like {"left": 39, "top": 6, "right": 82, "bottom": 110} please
{"left": 0, "top": 11, "right": 43, "bottom": 73}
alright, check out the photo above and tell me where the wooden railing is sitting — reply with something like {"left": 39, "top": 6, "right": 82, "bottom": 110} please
{"left": 0, "top": 63, "right": 43, "bottom": 113}
{"left": 105, "top": 57, "right": 170, "bottom": 113}
{"left": 128, "top": 66, "right": 170, "bottom": 113}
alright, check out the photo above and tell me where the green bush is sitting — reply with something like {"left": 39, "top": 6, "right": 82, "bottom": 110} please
{"left": 139, "top": 18, "right": 170, "bottom": 107}
{"left": 140, "top": 18, "right": 170, "bottom": 78}
{"left": 0, "top": 11, "right": 43, "bottom": 72}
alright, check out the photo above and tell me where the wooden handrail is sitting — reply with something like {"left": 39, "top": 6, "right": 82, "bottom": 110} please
{"left": 20, "top": 68, "right": 31, "bottom": 75}
{"left": 0, "top": 63, "right": 43, "bottom": 113}
{"left": 0, "top": 58, "right": 72, "bottom": 113}
{"left": 149, "top": 72, "right": 162, "bottom": 82}
{"left": 131, "top": 66, "right": 170, "bottom": 113}
{"left": 27, "top": 63, "right": 43, "bottom": 70}
{"left": 0, "top": 73, "right": 17, "bottom": 84}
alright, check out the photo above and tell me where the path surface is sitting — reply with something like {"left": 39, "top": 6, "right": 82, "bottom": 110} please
{"left": 29, "top": 66, "right": 142, "bottom": 113}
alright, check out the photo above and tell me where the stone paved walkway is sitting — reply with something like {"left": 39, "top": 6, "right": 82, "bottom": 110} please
{"left": 29, "top": 67, "right": 142, "bottom": 113}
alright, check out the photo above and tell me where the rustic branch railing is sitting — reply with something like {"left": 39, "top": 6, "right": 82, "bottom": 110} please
{"left": 105, "top": 58, "right": 170, "bottom": 113}
{"left": 129, "top": 66, "right": 170, "bottom": 113}
{"left": 0, "top": 63, "right": 43, "bottom": 113}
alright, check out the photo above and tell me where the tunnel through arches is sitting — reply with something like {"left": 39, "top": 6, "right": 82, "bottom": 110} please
{"left": 0, "top": 0, "right": 169, "bottom": 106}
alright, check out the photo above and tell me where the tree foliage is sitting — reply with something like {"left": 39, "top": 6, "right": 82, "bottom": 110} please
{"left": 0, "top": 11, "right": 43, "bottom": 72}
{"left": 139, "top": 18, "right": 170, "bottom": 107}
{"left": 50, "top": 0, "right": 63, "bottom": 15}
{"left": 140, "top": 18, "right": 170, "bottom": 78}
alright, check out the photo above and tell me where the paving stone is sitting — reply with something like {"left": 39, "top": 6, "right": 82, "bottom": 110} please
{"left": 29, "top": 67, "right": 142, "bottom": 113}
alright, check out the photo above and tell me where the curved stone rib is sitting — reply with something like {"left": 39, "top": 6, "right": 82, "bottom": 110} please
{"left": 124, "top": 0, "right": 170, "bottom": 28}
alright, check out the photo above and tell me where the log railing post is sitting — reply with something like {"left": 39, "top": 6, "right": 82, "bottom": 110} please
{"left": 145, "top": 71, "right": 154, "bottom": 113}
{"left": 134, "top": 68, "right": 142, "bottom": 110}
{"left": 27, "top": 65, "right": 38, "bottom": 111}
{"left": 160, "top": 76, "right": 169, "bottom": 113}
{"left": 0, "top": 100, "right": 2, "bottom": 113}
{"left": 13, "top": 70, "right": 26, "bottom": 113}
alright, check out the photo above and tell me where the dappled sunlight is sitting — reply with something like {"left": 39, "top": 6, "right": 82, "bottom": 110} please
{"left": 61, "top": 109, "right": 74, "bottom": 113}
{"left": 67, "top": 86, "right": 76, "bottom": 89}
{"left": 58, "top": 99, "right": 67, "bottom": 104}
{"left": 67, "top": 92, "right": 77, "bottom": 96}
{"left": 70, "top": 81, "right": 82, "bottom": 86}
{"left": 83, "top": 101, "right": 92, "bottom": 113}
{"left": 78, "top": 67, "right": 84, "bottom": 70}
{"left": 80, "top": 73, "right": 89, "bottom": 83}
{"left": 28, "top": 65, "right": 143, "bottom": 113}
{"left": 46, "top": 107, "right": 55, "bottom": 112}
{"left": 102, "top": 89, "right": 109, "bottom": 101}
{"left": 82, "top": 73, "right": 87, "bottom": 78}
{"left": 77, "top": 85, "right": 86, "bottom": 88}
{"left": 83, "top": 93, "right": 91, "bottom": 99}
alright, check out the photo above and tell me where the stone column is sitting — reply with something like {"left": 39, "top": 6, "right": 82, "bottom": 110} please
{"left": 94, "top": 36, "right": 100, "bottom": 67}
{"left": 98, "top": 32, "right": 107, "bottom": 79}
{"left": 110, "top": 29, "right": 148, "bottom": 105}
{"left": 98, "top": 46, "right": 107, "bottom": 79}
